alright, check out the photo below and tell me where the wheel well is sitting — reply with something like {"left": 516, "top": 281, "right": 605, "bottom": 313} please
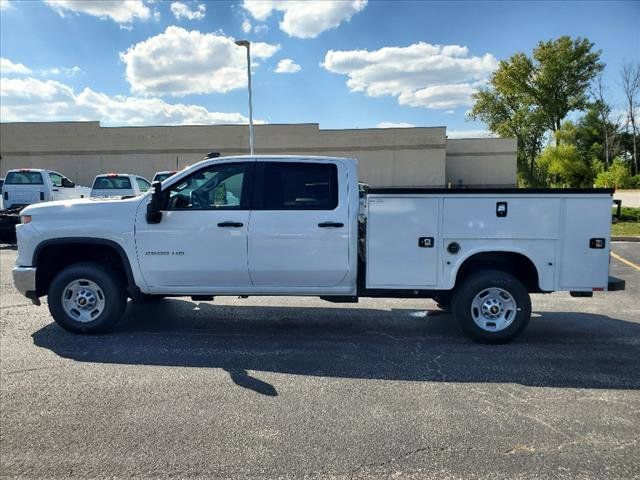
{"left": 455, "top": 251, "right": 540, "bottom": 292}
{"left": 34, "top": 241, "right": 131, "bottom": 296}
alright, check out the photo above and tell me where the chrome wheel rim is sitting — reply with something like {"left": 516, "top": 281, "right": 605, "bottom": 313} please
{"left": 470, "top": 287, "right": 517, "bottom": 332}
{"left": 61, "top": 279, "right": 106, "bottom": 323}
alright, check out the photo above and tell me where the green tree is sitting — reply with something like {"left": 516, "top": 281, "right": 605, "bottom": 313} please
{"left": 594, "top": 158, "right": 633, "bottom": 188}
{"left": 538, "top": 144, "right": 593, "bottom": 187}
{"left": 470, "top": 36, "right": 603, "bottom": 185}
{"left": 531, "top": 37, "right": 604, "bottom": 137}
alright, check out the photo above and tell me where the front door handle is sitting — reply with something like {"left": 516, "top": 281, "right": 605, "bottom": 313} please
{"left": 318, "top": 222, "right": 344, "bottom": 228}
{"left": 217, "top": 221, "right": 244, "bottom": 228}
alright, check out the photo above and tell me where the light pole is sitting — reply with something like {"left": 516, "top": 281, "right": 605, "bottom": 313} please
{"left": 235, "top": 39, "right": 254, "bottom": 155}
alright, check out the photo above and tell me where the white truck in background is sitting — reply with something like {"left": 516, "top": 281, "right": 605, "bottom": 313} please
{"left": 2, "top": 169, "right": 90, "bottom": 209}
{"left": 90, "top": 173, "right": 151, "bottom": 199}
{"left": 12, "top": 155, "right": 624, "bottom": 343}
{"left": 152, "top": 170, "right": 179, "bottom": 184}
{"left": 0, "top": 169, "right": 90, "bottom": 241}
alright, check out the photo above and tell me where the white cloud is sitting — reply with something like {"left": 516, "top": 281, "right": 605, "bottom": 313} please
{"left": 446, "top": 129, "right": 496, "bottom": 139}
{"left": 0, "top": 76, "right": 260, "bottom": 126}
{"left": 41, "top": 66, "right": 83, "bottom": 77}
{"left": 2, "top": 57, "right": 82, "bottom": 78}
{"left": 1, "top": 57, "right": 32, "bottom": 75}
{"left": 241, "top": 18, "right": 252, "bottom": 33}
{"left": 398, "top": 84, "right": 478, "bottom": 109}
{"left": 170, "top": 1, "right": 206, "bottom": 21}
{"left": 43, "top": 0, "right": 151, "bottom": 25}
{"left": 254, "top": 24, "right": 269, "bottom": 34}
{"left": 323, "top": 42, "right": 497, "bottom": 110}
{"left": 120, "top": 26, "right": 280, "bottom": 96}
{"left": 242, "top": 0, "right": 367, "bottom": 39}
{"left": 376, "top": 122, "right": 415, "bottom": 128}
{"left": 443, "top": 110, "right": 455, "bottom": 115}
{"left": 275, "top": 58, "right": 301, "bottom": 74}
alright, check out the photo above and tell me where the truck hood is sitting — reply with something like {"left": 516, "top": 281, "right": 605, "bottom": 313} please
{"left": 21, "top": 195, "right": 145, "bottom": 218}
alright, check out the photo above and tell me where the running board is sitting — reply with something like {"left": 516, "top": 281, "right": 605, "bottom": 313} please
{"left": 320, "top": 296, "right": 359, "bottom": 303}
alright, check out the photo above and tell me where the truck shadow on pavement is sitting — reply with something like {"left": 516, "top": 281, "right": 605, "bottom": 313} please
{"left": 32, "top": 299, "right": 640, "bottom": 395}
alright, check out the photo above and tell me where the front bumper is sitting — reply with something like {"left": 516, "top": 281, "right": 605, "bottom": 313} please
{"left": 12, "top": 266, "right": 40, "bottom": 305}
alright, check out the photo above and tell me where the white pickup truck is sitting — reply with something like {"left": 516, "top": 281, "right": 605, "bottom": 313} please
{"left": 0, "top": 169, "right": 91, "bottom": 241}
{"left": 90, "top": 173, "right": 151, "bottom": 198}
{"left": 2, "top": 169, "right": 90, "bottom": 209}
{"left": 12, "top": 155, "right": 624, "bottom": 343}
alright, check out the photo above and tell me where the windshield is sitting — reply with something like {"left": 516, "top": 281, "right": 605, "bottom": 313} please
{"left": 5, "top": 171, "right": 44, "bottom": 185}
{"left": 92, "top": 176, "right": 132, "bottom": 190}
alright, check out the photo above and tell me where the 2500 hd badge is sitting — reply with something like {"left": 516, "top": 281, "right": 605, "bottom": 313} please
{"left": 144, "top": 251, "right": 184, "bottom": 256}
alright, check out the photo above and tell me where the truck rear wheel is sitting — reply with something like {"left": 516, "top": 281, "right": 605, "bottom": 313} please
{"left": 48, "top": 262, "right": 127, "bottom": 334}
{"left": 452, "top": 269, "right": 531, "bottom": 344}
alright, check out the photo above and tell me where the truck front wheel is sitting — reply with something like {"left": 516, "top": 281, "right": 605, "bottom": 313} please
{"left": 48, "top": 262, "right": 127, "bottom": 334}
{"left": 452, "top": 270, "right": 531, "bottom": 344}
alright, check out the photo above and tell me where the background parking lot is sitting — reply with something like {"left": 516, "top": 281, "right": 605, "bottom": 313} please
{"left": 1, "top": 243, "right": 639, "bottom": 479}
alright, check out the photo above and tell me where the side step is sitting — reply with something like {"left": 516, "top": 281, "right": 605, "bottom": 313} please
{"left": 320, "top": 296, "right": 359, "bottom": 303}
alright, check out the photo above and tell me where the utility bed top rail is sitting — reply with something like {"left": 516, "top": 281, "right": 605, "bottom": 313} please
{"left": 367, "top": 187, "right": 615, "bottom": 194}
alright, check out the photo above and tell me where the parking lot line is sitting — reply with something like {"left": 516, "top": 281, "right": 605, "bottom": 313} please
{"left": 611, "top": 251, "right": 640, "bottom": 271}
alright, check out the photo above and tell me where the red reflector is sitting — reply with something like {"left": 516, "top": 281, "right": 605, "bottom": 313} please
{"left": 592, "top": 287, "right": 604, "bottom": 291}
{"left": 106, "top": 173, "right": 119, "bottom": 177}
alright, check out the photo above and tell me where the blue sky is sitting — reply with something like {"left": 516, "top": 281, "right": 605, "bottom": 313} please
{"left": 1, "top": 0, "right": 638, "bottom": 136}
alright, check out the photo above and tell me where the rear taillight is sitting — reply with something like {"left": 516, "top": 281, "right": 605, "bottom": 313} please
{"left": 40, "top": 191, "right": 44, "bottom": 201}
{"left": 3, "top": 191, "right": 7, "bottom": 200}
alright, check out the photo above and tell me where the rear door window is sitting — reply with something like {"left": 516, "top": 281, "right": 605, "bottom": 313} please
{"left": 260, "top": 162, "right": 338, "bottom": 210}
{"left": 92, "top": 176, "right": 132, "bottom": 190}
{"left": 5, "top": 171, "right": 44, "bottom": 185}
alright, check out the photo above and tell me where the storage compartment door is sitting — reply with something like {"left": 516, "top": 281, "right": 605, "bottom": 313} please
{"left": 559, "top": 197, "right": 611, "bottom": 290}
{"left": 366, "top": 197, "right": 439, "bottom": 288}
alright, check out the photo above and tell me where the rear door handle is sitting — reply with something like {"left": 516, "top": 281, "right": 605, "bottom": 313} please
{"left": 217, "top": 221, "right": 244, "bottom": 228}
{"left": 318, "top": 222, "right": 344, "bottom": 228}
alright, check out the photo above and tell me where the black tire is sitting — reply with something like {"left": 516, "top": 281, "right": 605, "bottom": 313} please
{"left": 48, "top": 262, "right": 127, "bottom": 334}
{"left": 452, "top": 269, "right": 531, "bottom": 344}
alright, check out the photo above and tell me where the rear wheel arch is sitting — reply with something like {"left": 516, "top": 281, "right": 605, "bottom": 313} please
{"left": 453, "top": 250, "right": 541, "bottom": 293}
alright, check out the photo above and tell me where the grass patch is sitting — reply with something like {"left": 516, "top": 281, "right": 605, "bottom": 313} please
{"left": 612, "top": 206, "right": 640, "bottom": 236}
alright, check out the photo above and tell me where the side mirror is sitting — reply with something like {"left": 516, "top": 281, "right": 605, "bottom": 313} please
{"left": 62, "top": 178, "right": 75, "bottom": 188}
{"left": 146, "top": 181, "right": 163, "bottom": 224}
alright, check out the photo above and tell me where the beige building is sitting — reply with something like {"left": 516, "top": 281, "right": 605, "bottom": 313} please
{"left": 0, "top": 121, "right": 516, "bottom": 187}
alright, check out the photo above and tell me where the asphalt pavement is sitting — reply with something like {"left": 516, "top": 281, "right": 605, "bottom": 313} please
{"left": 1, "top": 243, "right": 639, "bottom": 479}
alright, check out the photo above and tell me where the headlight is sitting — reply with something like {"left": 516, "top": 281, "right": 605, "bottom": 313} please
{"left": 21, "top": 215, "right": 32, "bottom": 224}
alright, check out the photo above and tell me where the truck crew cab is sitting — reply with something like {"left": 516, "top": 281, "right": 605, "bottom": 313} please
{"left": 12, "top": 155, "right": 624, "bottom": 343}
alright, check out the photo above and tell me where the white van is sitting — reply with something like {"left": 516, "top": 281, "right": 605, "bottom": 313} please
{"left": 90, "top": 173, "right": 151, "bottom": 198}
